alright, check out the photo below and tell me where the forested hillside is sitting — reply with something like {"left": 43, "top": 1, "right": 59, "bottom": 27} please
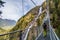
{"left": 8, "top": 0, "right": 60, "bottom": 40}
{"left": 9, "top": 6, "right": 45, "bottom": 40}
{"left": 9, "top": 0, "right": 60, "bottom": 40}
{"left": 50, "top": 0, "right": 60, "bottom": 38}
{"left": 10, "top": 6, "right": 40, "bottom": 31}
{"left": 42, "top": 0, "right": 60, "bottom": 38}
{"left": 40, "top": 0, "right": 60, "bottom": 38}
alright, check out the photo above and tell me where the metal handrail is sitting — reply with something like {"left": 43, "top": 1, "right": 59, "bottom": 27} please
{"left": 35, "top": 14, "right": 47, "bottom": 40}
{"left": 0, "top": 30, "right": 21, "bottom": 36}
{"left": 0, "top": 8, "right": 46, "bottom": 40}
{"left": 49, "top": 26, "right": 60, "bottom": 40}
{"left": 24, "top": 8, "right": 46, "bottom": 40}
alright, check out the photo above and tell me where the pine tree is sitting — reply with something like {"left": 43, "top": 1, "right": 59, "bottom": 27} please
{"left": 0, "top": 0, "right": 5, "bottom": 18}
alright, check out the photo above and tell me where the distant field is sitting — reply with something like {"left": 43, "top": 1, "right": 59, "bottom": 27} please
{"left": 1, "top": 26, "right": 14, "bottom": 31}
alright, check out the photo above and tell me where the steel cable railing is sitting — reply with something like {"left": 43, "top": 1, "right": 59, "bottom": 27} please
{"left": 23, "top": 7, "right": 46, "bottom": 40}
{"left": 45, "top": 7, "right": 59, "bottom": 40}
{"left": 49, "top": 25, "right": 60, "bottom": 40}
{"left": 45, "top": 12, "right": 59, "bottom": 40}
{"left": 0, "top": 7, "right": 46, "bottom": 40}
{"left": 35, "top": 13, "right": 48, "bottom": 40}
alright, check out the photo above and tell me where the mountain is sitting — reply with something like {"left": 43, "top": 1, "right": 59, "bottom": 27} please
{"left": 0, "top": 18, "right": 16, "bottom": 40}
{"left": 9, "top": 6, "right": 45, "bottom": 40}
{"left": 0, "top": 18, "right": 16, "bottom": 30}
{"left": 9, "top": 0, "right": 60, "bottom": 40}
{"left": 11, "top": 6, "right": 41, "bottom": 31}
{"left": 0, "top": 18, "right": 16, "bottom": 27}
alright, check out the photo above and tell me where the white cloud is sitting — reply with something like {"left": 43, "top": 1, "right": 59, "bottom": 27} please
{"left": 23, "top": 0, "right": 45, "bottom": 14}
{"left": 1, "top": 0, "right": 23, "bottom": 21}
{"left": 1, "top": 0, "right": 45, "bottom": 21}
{"left": 33, "top": 0, "right": 45, "bottom": 5}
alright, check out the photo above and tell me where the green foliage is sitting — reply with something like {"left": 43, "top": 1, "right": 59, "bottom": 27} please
{"left": 11, "top": 6, "right": 40, "bottom": 31}
{"left": 42, "top": 0, "right": 60, "bottom": 38}
{"left": 9, "top": 6, "right": 45, "bottom": 40}
{"left": 50, "top": 0, "right": 60, "bottom": 38}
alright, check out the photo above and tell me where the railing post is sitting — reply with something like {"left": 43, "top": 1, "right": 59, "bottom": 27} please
{"left": 19, "top": 30, "right": 23, "bottom": 40}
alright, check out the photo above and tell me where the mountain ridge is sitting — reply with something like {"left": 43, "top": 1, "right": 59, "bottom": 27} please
{"left": 0, "top": 18, "right": 16, "bottom": 27}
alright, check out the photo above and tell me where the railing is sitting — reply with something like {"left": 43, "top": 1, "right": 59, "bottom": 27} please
{"left": 49, "top": 25, "right": 60, "bottom": 40}
{"left": 35, "top": 12, "right": 60, "bottom": 40}
{"left": 0, "top": 0, "right": 59, "bottom": 40}
{"left": 35, "top": 14, "right": 49, "bottom": 40}
{"left": 23, "top": 7, "right": 46, "bottom": 40}
{"left": 0, "top": 30, "right": 21, "bottom": 40}
{"left": 0, "top": 6, "right": 46, "bottom": 40}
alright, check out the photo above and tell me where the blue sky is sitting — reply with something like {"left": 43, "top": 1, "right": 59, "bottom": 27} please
{"left": 1, "top": 0, "right": 45, "bottom": 21}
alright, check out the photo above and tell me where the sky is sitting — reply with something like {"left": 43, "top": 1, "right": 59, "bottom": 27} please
{"left": 0, "top": 0, "right": 45, "bottom": 21}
